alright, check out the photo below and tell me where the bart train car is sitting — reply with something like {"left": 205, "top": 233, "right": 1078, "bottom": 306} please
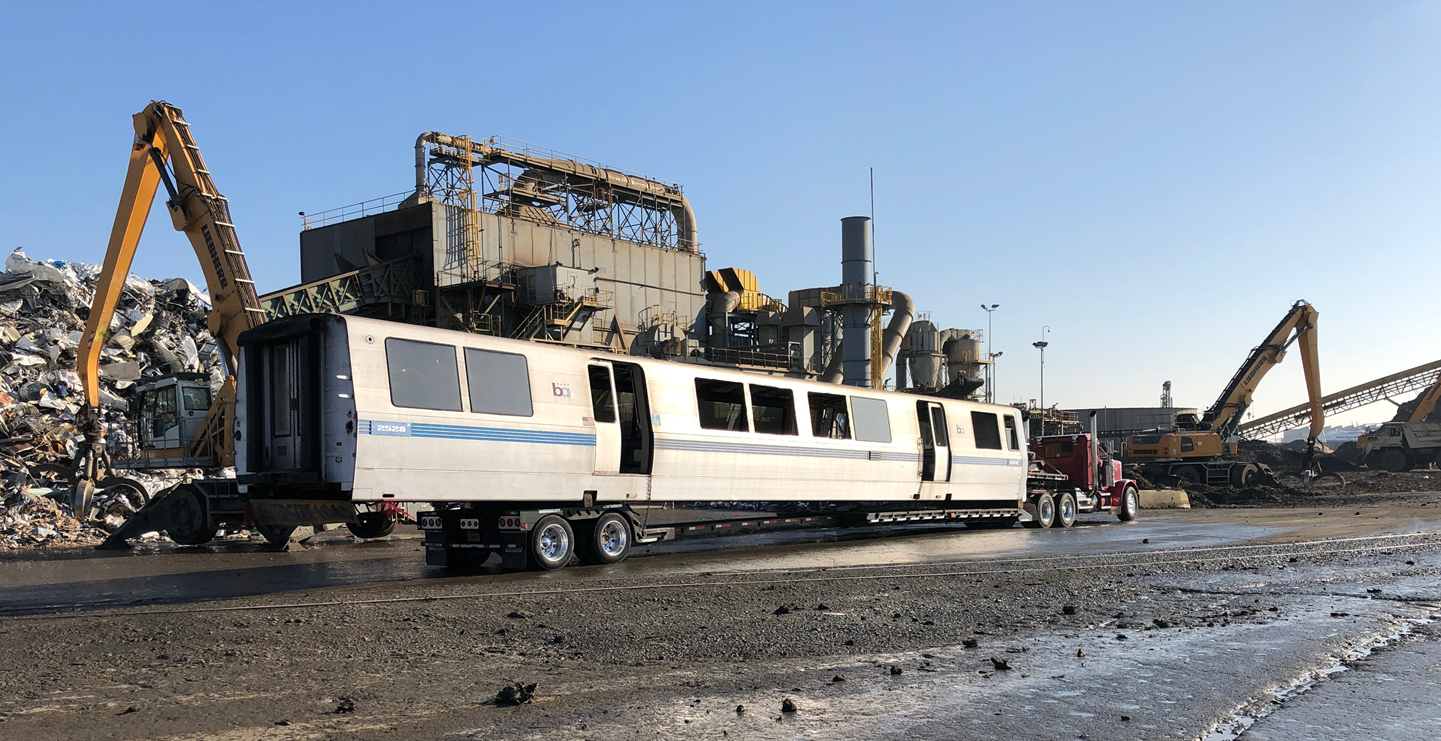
{"left": 236, "top": 314, "right": 1031, "bottom": 569}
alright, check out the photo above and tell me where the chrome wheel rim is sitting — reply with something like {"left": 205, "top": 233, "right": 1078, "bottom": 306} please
{"left": 1126, "top": 490, "right": 1138, "bottom": 514}
{"left": 1039, "top": 498, "right": 1054, "bottom": 524}
{"left": 538, "top": 523, "right": 570, "bottom": 564}
{"left": 598, "top": 520, "right": 628, "bottom": 557}
{"left": 1060, "top": 497, "right": 1075, "bottom": 522}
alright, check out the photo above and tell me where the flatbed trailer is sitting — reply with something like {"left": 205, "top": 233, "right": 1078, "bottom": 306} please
{"left": 420, "top": 502, "right": 1029, "bottom": 570}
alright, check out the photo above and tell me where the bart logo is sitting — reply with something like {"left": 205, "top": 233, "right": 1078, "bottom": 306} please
{"left": 552, "top": 383, "right": 572, "bottom": 398}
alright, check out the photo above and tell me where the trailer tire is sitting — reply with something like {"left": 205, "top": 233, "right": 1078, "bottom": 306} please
{"left": 579, "top": 512, "right": 631, "bottom": 565}
{"left": 1117, "top": 485, "right": 1139, "bottom": 521}
{"left": 162, "top": 485, "right": 214, "bottom": 546}
{"left": 1055, "top": 492, "right": 1077, "bottom": 528}
{"left": 346, "top": 512, "right": 396, "bottom": 539}
{"left": 1379, "top": 449, "right": 1408, "bottom": 473}
{"left": 1026, "top": 493, "right": 1056, "bottom": 529}
{"left": 1175, "top": 466, "right": 1203, "bottom": 486}
{"left": 530, "top": 515, "right": 575, "bottom": 570}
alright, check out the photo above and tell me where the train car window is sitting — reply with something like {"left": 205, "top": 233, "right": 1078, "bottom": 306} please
{"left": 851, "top": 397, "right": 892, "bottom": 443}
{"left": 695, "top": 379, "right": 748, "bottom": 431}
{"left": 971, "top": 411, "right": 1003, "bottom": 449}
{"left": 385, "top": 338, "right": 462, "bottom": 411}
{"left": 808, "top": 392, "right": 850, "bottom": 439}
{"left": 463, "top": 348, "right": 533, "bottom": 416}
{"left": 1004, "top": 416, "right": 1020, "bottom": 450}
{"left": 749, "top": 385, "right": 797, "bottom": 435}
{"left": 587, "top": 366, "right": 616, "bottom": 423}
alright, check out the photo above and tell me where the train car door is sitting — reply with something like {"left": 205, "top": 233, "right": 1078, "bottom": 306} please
{"left": 262, "top": 341, "right": 302, "bottom": 470}
{"left": 587, "top": 363, "right": 621, "bottom": 475}
{"left": 917, "top": 401, "right": 951, "bottom": 483}
{"left": 612, "top": 362, "right": 653, "bottom": 475}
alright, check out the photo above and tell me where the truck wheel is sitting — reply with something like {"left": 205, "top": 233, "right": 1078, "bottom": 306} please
{"left": 579, "top": 512, "right": 632, "bottom": 565}
{"left": 1026, "top": 493, "right": 1056, "bottom": 529}
{"left": 1229, "top": 464, "right": 1260, "bottom": 488}
{"left": 162, "top": 485, "right": 214, "bottom": 546}
{"left": 1055, "top": 492, "right": 1077, "bottom": 528}
{"left": 347, "top": 512, "right": 396, "bottom": 539}
{"left": 1117, "top": 485, "right": 1140, "bottom": 521}
{"left": 1175, "top": 466, "right": 1203, "bottom": 486}
{"left": 530, "top": 515, "right": 575, "bottom": 570}
{"left": 1379, "top": 449, "right": 1408, "bottom": 473}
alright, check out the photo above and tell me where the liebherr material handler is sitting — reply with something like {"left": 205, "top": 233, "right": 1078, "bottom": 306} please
{"left": 1126, "top": 300, "right": 1333, "bottom": 487}
{"left": 76, "top": 101, "right": 391, "bottom": 547}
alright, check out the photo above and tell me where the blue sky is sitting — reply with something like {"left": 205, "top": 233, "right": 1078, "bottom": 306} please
{"left": 2, "top": 1, "right": 1438, "bottom": 427}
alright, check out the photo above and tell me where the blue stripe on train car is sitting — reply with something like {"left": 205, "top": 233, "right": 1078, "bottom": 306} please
{"left": 358, "top": 420, "right": 596, "bottom": 447}
{"left": 950, "top": 455, "right": 1020, "bottom": 467}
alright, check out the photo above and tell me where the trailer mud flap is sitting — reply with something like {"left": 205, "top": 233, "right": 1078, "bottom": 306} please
{"left": 250, "top": 499, "right": 357, "bottom": 527}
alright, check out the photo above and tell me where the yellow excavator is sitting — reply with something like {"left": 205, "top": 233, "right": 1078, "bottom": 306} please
{"left": 73, "top": 101, "right": 261, "bottom": 512}
{"left": 1355, "top": 374, "right": 1441, "bottom": 471}
{"left": 1125, "top": 300, "right": 1332, "bottom": 487}
{"left": 74, "top": 101, "right": 384, "bottom": 546}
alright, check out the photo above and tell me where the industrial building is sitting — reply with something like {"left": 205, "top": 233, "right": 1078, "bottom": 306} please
{"left": 261, "top": 133, "right": 993, "bottom": 398}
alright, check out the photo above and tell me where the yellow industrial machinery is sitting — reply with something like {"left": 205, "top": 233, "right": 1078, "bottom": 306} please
{"left": 73, "top": 100, "right": 265, "bottom": 511}
{"left": 1356, "top": 372, "right": 1441, "bottom": 471}
{"left": 1126, "top": 300, "right": 1328, "bottom": 487}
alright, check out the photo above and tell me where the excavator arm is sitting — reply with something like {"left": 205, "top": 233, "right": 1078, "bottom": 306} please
{"left": 77, "top": 101, "right": 264, "bottom": 408}
{"left": 73, "top": 102, "right": 265, "bottom": 502}
{"left": 1201, "top": 300, "right": 1323, "bottom": 443}
{"left": 1407, "top": 374, "right": 1441, "bottom": 423}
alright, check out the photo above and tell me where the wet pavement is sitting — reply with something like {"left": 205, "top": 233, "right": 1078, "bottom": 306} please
{"left": 1, "top": 505, "right": 1439, "bottom": 740}
{"left": 3, "top": 506, "right": 1440, "bottom": 616}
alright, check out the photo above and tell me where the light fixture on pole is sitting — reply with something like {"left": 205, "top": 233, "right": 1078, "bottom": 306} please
{"left": 981, "top": 304, "right": 999, "bottom": 403}
{"left": 1032, "top": 325, "right": 1049, "bottom": 435}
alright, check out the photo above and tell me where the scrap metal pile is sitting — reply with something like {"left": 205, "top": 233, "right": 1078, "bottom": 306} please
{"left": 0, "top": 249, "right": 222, "bottom": 547}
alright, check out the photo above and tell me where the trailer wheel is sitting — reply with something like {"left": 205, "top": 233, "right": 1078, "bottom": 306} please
{"left": 1025, "top": 493, "right": 1056, "bottom": 529}
{"left": 346, "top": 512, "right": 396, "bottom": 539}
{"left": 1055, "top": 492, "right": 1077, "bottom": 528}
{"left": 530, "top": 515, "right": 575, "bottom": 570}
{"left": 162, "top": 485, "right": 214, "bottom": 546}
{"left": 1117, "top": 485, "right": 1139, "bottom": 521}
{"left": 579, "top": 512, "right": 631, "bottom": 565}
{"left": 1379, "top": 449, "right": 1409, "bottom": 473}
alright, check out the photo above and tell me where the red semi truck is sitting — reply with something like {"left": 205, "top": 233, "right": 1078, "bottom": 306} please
{"left": 1025, "top": 430, "right": 1140, "bottom": 528}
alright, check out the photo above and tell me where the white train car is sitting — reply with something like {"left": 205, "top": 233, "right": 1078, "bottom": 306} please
{"left": 236, "top": 314, "right": 1031, "bottom": 569}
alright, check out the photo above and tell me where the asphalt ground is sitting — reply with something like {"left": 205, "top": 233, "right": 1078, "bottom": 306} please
{"left": 1, "top": 503, "right": 1439, "bottom": 739}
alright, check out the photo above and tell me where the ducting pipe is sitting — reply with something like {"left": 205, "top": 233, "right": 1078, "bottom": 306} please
{"left": 706, "top": 291, "right": 740, "bottom": 349}
{"left": 820, "top": 350, "right": 845, "bottom": 385}
{"left": 879, "top": 291, "right": 914, "bottom": 379}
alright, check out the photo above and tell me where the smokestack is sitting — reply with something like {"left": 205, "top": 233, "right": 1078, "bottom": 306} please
{"left": 840, "top": 216, "right": 872, "bottom": 386}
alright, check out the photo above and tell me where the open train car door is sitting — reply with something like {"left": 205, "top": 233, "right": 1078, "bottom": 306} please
{"left": 586, "top": 361, "right": 653, "bottom": 477}
{"left": 917, "top": 400, "right": 952, "bottom": 486}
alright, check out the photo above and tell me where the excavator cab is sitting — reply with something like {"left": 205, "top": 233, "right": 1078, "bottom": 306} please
{"left": 118, "top": 373, "right": 219, "bottom": 469}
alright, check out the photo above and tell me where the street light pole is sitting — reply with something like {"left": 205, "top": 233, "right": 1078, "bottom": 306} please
{"left": 981, "top": 304, "right": 999, "bottom": 403}
{"left": 1032, "top": 325, "right": 1049, "bottom": 436}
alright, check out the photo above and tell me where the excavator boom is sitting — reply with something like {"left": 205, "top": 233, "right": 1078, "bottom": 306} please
{"left": 1201, "top": 300, "right": 1322, "bottom": 442}
{"left": 77, "top": 101, "right": 264, "bottom": 408}
{"left": 1407, "top": 374, "right": 1441, "bottom": 424}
